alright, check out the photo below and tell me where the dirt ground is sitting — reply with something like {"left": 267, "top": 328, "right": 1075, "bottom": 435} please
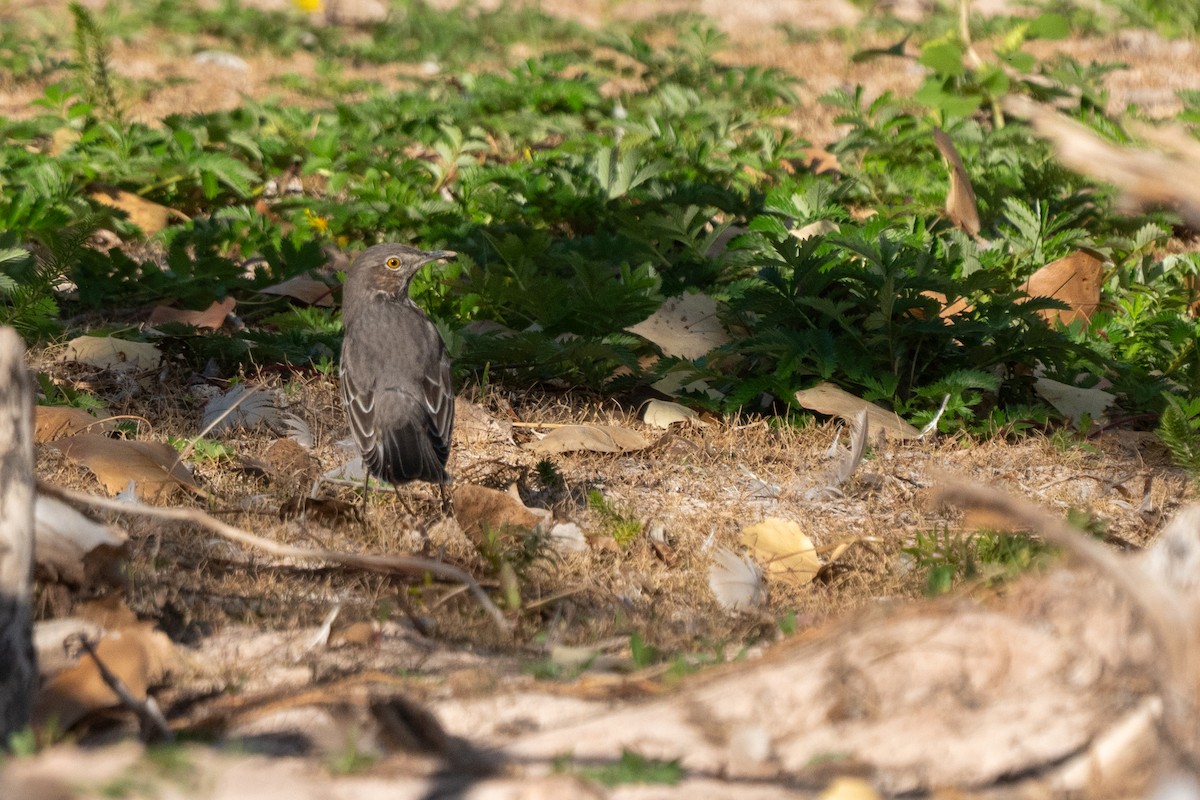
{"left": 4, "top": 1, "right": 1200, "bottom": 797}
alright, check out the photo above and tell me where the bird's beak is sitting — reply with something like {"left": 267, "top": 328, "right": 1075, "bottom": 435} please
{"left": 422, "top": 250, "right": 456, "bottom": 265}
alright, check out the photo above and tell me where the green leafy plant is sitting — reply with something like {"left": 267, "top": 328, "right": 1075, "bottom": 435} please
{"left": 1157, "top": 394, "right": 1200, "bottom": 478}
{"left": 587, "top": 489, "right": 641, "bottom": 546}
{"left": 903, "top": 527, "right": 1058, "bottom": 596}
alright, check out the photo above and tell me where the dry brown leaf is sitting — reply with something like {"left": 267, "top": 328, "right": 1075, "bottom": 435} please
{"left": 741, "top": 517, "right": 821, "bottom": 586}
{"left": 88, "top": 184, "right": 187, "bottom": 236}
{"left": 453, "top": 483, "right": 551, "bottom": 543}
{"left": 33, "top": 623, "right": 177, "bottom": 733}
{"left": 260, "top": 275, "right": 336, "bottom": 307}
{"left": 35, "top": 406, "right": 111, "bottom": 443}
{"left": 918, "top": 290, "right": 972, "bottom": 322}
{"left": 1034, "top": 376, "right": 1115, "bottom": 428}
{"left": 60, "top": 336, "right": 161, "bottom": 371}
{"left": 1023, "top": 250, "right": 1103, "bottom": 325}
{"left": 523, "top": 424, "right": 651, "bottom": 454}
{"left": 147, "top": 297, "right": 236, "bottom": 330}
{"left": 801, "top": 146, "right": 841, "bottom": 174}
{"left": 791, "top": 219, "right": 839, "bottom": 241}
{"left": 49, "top": 434, "right": 202, "bottom": 501}
{"left": 932, "top": 128, "right": 981, "bottom": 237}
{"left": 625, "top": 293, "right": 729, "bottom": 359}
{"left": 642, "top": 399, "right": 704, "bottom": 429}
{"left": 794, "top": 383, "right": 920, "bottom": 440}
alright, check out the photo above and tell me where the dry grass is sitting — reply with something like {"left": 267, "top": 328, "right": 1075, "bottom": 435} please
{"left": 33, "top": 340, "right": 1188, "bottom": 682}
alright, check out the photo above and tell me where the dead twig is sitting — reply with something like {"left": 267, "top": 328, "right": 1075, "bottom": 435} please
{"left": 39, "top": 481, "right": 513, "bottom": 634}
{"left": 70, "top": 633, "right": 174, "bottom": 744}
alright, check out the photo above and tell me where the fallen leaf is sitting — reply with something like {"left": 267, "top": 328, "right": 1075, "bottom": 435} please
{"left": 642, "top": 399, "right": 704, "bottom": 429}
{"left": 651, "top": 363, "right": 724, "bottom": 400}
{"left": 1034, "top": 376, "right": 1115, "bottom": 428}
{"left": 800, "top": 146, "right": 841, "bottom": 174}
{"left": 50, "top": 434, "right": 202, "bottom": 501}
{"left": 60, "top": 336, "right": 161, "bottom": 371}
{"left": 88, "top": 184, "right": 186, "bottom": 236}
{"left": 1023, "top": 250, "right": 1103, "bottom": 325}
{"left": 918, "top": 290, "right": 972, "bottom": 322}
{"left": 33, "top": 623, "right": 177, "bottom": 733}
{"left": 626, "top": 292, "right": 729, "bottom": 359}
{"left": 794, "top": 383, "right": 921, "bottom": 440}
{"left": 820, "top": 776, "right": 882, "bottom": 800}
{"left": 453, "top": 483, "right": 551, "bottom": 543}
{"left": 791, "top": 219, "right": 839, "bottom": 241}
{"left": 932, "top": 128, "right": 981, "bottom": 237}
{"left": 35, "top": 406, "right": 111, "bottom": 443}
{"left": 708, "top": 546, "right": 766, "bottom": 611}
{"left": 260, "top": 275, "right": 335, "bottom": 307}
{"left": 524, "top": 424, "right": 651, "bottom": 454}
{"left": 741, "top": 518, "right": 821, "bottom": 586}
{"left": 147, "top": 297, "right": 235, "bottom": 330}
{"left": 35, "top": 492, "right": 127, "bottom": 587}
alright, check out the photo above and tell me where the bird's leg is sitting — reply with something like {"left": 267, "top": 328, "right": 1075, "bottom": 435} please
{"left": 358, "top": 472, "right": 371, "bottom": 523}
{"left": 438, "top": 481, "right": 453, "bottom": 518}
{"left": 392, "top": 482, "right": 417, "bottom": 519}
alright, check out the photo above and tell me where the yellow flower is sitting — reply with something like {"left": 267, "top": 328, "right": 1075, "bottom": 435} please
{"left": 304, "top": 208, "right": 330, "bottom": 235}
{"left": 292, "top": 0, "right": 322, "bottom": 13}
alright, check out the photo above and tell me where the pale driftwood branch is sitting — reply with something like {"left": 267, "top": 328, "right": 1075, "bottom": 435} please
{"left": 37, "top": 482, "right": 513, "bottom": 634}
{"left": 936, "top": 480, "right": 1200, "bottom": 769}
{"left": 0, "top": 327, "right": 36, "bottom": 745}
{"left": 1005, "top": 94, "right": 1200, "bottom": 228}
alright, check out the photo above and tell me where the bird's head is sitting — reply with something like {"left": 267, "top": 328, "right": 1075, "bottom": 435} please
{"left": 345, "top": 243, "right": 456, "bottom": 299}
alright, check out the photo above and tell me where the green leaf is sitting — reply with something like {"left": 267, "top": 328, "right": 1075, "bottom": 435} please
{"left": 1028, "top": 13, "right": 1070, "bottom": 40}
{"left": 919, "top": 42, "right": 966, "bottom": 77}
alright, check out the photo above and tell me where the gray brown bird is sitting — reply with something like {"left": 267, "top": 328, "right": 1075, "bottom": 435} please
{"left": 339, "top": 243, "right": 456, "bottom": 490}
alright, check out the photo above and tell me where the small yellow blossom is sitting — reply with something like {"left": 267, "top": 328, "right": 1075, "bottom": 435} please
{"left": 303, "top": 208, "right": 330, "bottom": 235}
{"left": 292, "top": 0, "right": 322, "bottom": 14}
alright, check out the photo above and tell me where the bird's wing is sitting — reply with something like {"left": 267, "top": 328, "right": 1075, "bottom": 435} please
{"left": 424, "top": 351, "right": 454, "bottom": 467}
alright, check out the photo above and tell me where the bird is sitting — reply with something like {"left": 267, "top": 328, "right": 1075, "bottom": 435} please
{"left": 339, "top": 243, "right": 456, "bottom": 503}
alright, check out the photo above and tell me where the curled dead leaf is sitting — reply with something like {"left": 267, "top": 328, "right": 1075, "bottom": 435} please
{"left": 626, "top": 292, "right": 729, "bottom": 359}
{"left": 35, "top": 406, "right": 112, "bottom": 443}
{"left": 147, "top": 297, "right": 236, "bottom": 330}
{"left": 524, "top": 424, "right": 651, "bottom": 454}
{"left": 49, "top": 434, "right": 203, "bottom": 501}
{"left": 453, "top": 483, "right": 551, "bottom": 543}
{"left": 794, "top": 383, "right": 920, "bottom": 440}
{"left": 1023, "top": 250, "right": 1103, "bottom": 325}
{"left": 741, "top": 517, "right": 821, "bottom": 586}
{"left": 259, "top": 275, "right": 336, "bottom": 307}
{"left": 932, "top": 127, "right": 981, "bottom": 238}
{"left": 33, "top": 623, "right": 177, "bottom": 734}
{"left": 61, "top": 336, "right": 162, "bottom": 371}
{"left": 88, "top": 184, "right": 187, "bottom": 236}
{"left": 642, "top": 399, "right": 705, "bottom": 429}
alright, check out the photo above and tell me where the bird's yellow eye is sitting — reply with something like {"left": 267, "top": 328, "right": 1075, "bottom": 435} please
{"left": 385, "top": 256, "right": 401, "bottom": 270}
